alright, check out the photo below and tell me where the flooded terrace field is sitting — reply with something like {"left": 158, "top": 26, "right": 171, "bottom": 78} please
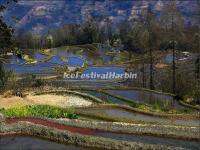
{"left": 79, "top": 107, "right": 199, "bottom": 126}
{"left": 0, "top": 136, "right": 88, "bottom": 150}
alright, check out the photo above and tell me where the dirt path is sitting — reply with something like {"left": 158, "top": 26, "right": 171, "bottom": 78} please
{"left": 5, "top": 118, "right": 96, "bottom": 135}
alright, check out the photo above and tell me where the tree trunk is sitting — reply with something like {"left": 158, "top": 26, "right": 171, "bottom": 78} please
{"left": 172, "top": 41, "right": 176, "bottom": 94}
{"left": 149, "top": 48, "right": 154, "bottom": 90}
{"left": 172, "top": 15, "right": 176, "bottom": 95}
{"left": 196, "top": 33, "right": 200, "bottom": 104}
{"left": 142, "top": 60, "right": 146, "bottom": 88}
{"left": 129, "top": 51, "right": 132, "bottom": 60}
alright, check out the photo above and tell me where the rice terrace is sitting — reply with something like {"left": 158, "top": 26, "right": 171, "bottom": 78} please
{"left": 0, "top": 0, "right": 200, "bottom": 150}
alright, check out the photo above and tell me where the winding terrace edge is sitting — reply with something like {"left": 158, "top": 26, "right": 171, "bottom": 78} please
{"left": 0, "top": 115, "right": 195, "bottom": 150}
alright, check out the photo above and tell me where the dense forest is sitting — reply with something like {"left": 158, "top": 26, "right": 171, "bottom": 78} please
{"left": 15, "top": 2, "right": 200, "bottom": 54}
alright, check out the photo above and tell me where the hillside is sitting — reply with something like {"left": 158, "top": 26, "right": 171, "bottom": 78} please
{"left": 3, "top": 0, "right": 199, "bottom": 35}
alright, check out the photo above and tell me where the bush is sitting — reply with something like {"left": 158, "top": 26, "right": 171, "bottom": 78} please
{"left": 4, "top": 105, "right": 78, "bottom": 119}
{"left": 0, "top": 62, "right": 17, "bottom": 92}
{"left": 33, "top": 78, "right": 44, "bottom": 87}
{"left": 17, "top": 75, "right": 44, "bottom": 87}
{"left": 66, "top": 113, "right": 78, "bottom": 119}
{"left": 152, "top": 103, "right": 160, "bottom": 111}
{"left": 4, "top": 107, "right": 31, "bottom": 117}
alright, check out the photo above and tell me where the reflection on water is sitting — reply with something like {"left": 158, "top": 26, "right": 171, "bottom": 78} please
{"left": 2, "top": 45, "right": 121, "bottom": 77}
{"left": 83, "top": 67, "right": 125, "bottom": 75}
{"left": 4, "top": 62, "right": 58, "bottom": 76}
{"left": 67, "top": 56, "right": 85, "bottom": 67}
{"left": 164, "top": 54, "right": 177, "bottom": 64}
{"left": 83, "top": 107, "right": 200, "bottom": 126}
{"left": 34, "top": 52, "right": 46, "bottom": 61}
{"left": 0, "top": 136, "right": 88, "bottom": 150}
{"left": 105, "top": 90, "right": 186, "bottom": 109}
{"left": 106, "top": 90, "right": 173, "bottom": 103}
{"left": 96, "top": 132, "right": 200, "bottom": 150}
{"left": 52, "top": 80, "right": 121, "bottom": 87}
{"left": 98, "top": 45, "right": 113, "bottom": 63}
{"left": 62, "top": 66, "right": 126, "bottom": 80}
{"left": 48, "top": 56, "right": 64, "bottom": 64}
{"left": 78, "top": 90, "right": 129, "bottom": 104}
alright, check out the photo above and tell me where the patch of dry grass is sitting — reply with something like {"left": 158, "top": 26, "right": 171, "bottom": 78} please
{"left": 0, "top": 94, "right": 92, "bottom": 109}
{"left": 0, "top": 96, "right": 31, "bottom": 109}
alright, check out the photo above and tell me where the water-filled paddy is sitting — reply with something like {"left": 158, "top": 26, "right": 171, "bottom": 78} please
{"left": 47, "top": 55, "right": 85, "bottom": 67}
{"left": 96, "top": 132, "right": 200, "bottom": 150}
{"left": 67, "top": 56, "right": 85, "bottom": 66}
{"left": 48, "top": 56, "right": 64, "bottom": 64}
{"left": 83, "top": 66, "right": 125, "bottom": 75}
{"left": 78, "top": 89, "right": 189, "bottom": 110}
{"left": 165, "top": 54, "right": 174, "bottom": 64}
{"left": 4, "top": 62, "right": 57, "bottom": 76}
{"left": 61, "top": 66, "right": 126, "bottom": 80}
{"left": 0, "top": 136, "right": 88, "bottom": 150}
{"left": 49, "top": 45, "right": 114, "bottom": 65}
{"left": 97, "top": 45, "right": 117, "bottom": 63}
{"left": 104, "top": 89, "right": 188, "bottom": 110}
{"left": 49, "top": 47, "right": 92, "bottom": 65}
{"left": 3, "top": 118, "right": 199, "bottom": 150}
{"left": 53, "top": 80, "right": 122, "bottom": 87}
{"left": 78, "top": 90, "right": 129, "bottom": 105}
{"left": 105, "top": 89, "right": 175, "bottom": 104}
{"left": 81, "top": 107, "right": 199, "bottom": 126}
{"left": 1, "top": 129, "right": 199, "bottom": 150}
{"left": 33, "top": 52, "right": 47, "bottom": 61}
{"left": 4, "top": 55, "right": 26, "bottom": 65}
{"left": 3, "top": 49, "right": 124, "bottom": 77}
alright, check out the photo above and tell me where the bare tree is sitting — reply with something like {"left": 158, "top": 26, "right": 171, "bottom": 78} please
{"left": 142, "top": 5, "right": 157, "bottom": 90}
{"left": 160, "top": 0, "right": 184, "bottom": 94}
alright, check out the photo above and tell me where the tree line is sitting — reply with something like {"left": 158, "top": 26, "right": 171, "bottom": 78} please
{"left": 1, "top": 0, "right": 200, "bottom": 101}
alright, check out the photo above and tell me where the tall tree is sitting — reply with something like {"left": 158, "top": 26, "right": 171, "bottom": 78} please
{"left": 119, "top": 21, "right": 143, "bottom": 60}
{"left": 0, "top": 0, "right": 17, "bottom": 55}
{"left": 81, "top": 16, "right": 99, "bottom": 44}
{"left": 0, "top": 0, "right": 17, "bottom": 54}
{"left": 160, "top": 0, "right": 184, "bottom": 94}
{"left": 142, "top": 4, "right": 158, "bottom": 90}
{"left": 195, "top": 50, "right": 200, "bottom": 104}
{"left": 194, "top": 1, "right": 200, "bottom": 104}
{"left": 104, "top": 17, "right": 114, "bottom": 46}
{"left": 0, "top": 0, "right": 17, "bottom": 90}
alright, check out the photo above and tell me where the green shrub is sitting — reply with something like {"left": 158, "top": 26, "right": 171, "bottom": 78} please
{"left": 0, "top": 63, "right": 16, "bottom": 92}
{"left": 66, "top": 113, "right": 78, "bottom": 119}
{"left": 3, "top": 105, "right": 78, "bottom": 119}
{"left": 33, "top": 78, "right": 44, "bottom": 87}
{"left": 4, "top": 107, "right": 32, "bottom": 117}
{"left": 152, "top": 103, "right": 160, "bottom": 111}
{"left": 17, "top": 75, "right": 44, "bottom": 87}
